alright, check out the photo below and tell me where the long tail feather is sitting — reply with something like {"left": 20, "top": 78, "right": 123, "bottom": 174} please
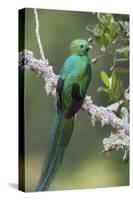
{"left": 36, "top": 113, "right": 74, "bottom": 191}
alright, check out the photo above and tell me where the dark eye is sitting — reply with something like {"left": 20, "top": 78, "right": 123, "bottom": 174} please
{"left": 80, "top": 44, "right": 84, "bottom": 48}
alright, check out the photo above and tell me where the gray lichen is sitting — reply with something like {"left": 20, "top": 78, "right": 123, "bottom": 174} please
{"left": 103, "top": 130, "right": 129, "bottom": 161}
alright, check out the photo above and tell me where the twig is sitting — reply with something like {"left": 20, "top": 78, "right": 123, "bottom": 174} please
{"left": 34, "top": 8, "right": 46, "bottom": 61}
{"left": 106, "top": 100, "right": 124, "bottom": 112}
{"left": 91, "top": 51, "right": 115, "bottom": 65}
{"left": 19, "top": 49, "right": 129, "bottom": 136}
{"left": 110, "top": 51, "right": 117, "bottom": 71}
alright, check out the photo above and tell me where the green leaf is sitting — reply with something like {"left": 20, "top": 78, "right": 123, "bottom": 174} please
{"left": 119, "top": 21, "right": 129, "bottom": 32}
{"left": 115, "top": 80, "right": 123, "bottom": 98}
{"left": 111, "top": 71, "right": 117, "bottom": 91}
{"left": 86, "top": 25, "right": 96, "bottom": 35}
{"left": 117, "top": 80, "right": 123, "bottom": 97}
{"left": 107, "top": 89, "right": 118, "bottom": 101}
{"left": 115, "top": 46, "right": 129, "bottom": 55}
{"left": 124, "top": 49, "right": 129, "bottom": 58}
{"left": 97, "top": 13, "right": 104, "bottom": 23}
{"left": 100, "top": 33, "right": 109, "bottom": 47}
{"left": 101, "top": 71, "right": 110, "bottom": 87}
{"left": 101, "top": 46, "right": 106, "bottom": 52}
{"left": 97, "top": 86, "right": 107, "bottom": 93}
{"left": 116, "top": 58, "right": 129, "bottom": 62}
{"left": 114, "top": 67, "right": 129, "bottom": 73}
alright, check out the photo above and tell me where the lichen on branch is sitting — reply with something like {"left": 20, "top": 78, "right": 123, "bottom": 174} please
{"left": 19, "top": 49, "right": 129, "bottom": 137}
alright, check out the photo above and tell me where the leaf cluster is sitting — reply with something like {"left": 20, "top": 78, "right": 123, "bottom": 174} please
{"left": 87, "top": 13, "right": 129, "bottom": 50}
{"left": 98, "top": 70, "right": 124, "bottom": 101}
{"left": 87, "top": 13, "right": 129, "bottom": 104}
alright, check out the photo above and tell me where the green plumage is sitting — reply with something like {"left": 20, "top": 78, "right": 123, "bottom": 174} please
{"left": 36, "top": 39, "right": 92, "bottom": 191}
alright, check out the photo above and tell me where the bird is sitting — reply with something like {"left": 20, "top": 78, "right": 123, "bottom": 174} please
{"left": 36, "top": 39, "right": 92, "bottom": 191}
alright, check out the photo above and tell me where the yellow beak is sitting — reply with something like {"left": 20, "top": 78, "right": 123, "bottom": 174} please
{"left": 88, "top": 45, "right": 93, "bottom": 49}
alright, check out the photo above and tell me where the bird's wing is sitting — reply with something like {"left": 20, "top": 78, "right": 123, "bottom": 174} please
{"left": 63, "top": 64, "right": 87, "bottom": 117}
{"left": 66, "top": 83, "right": 84, "bottom": 118}
{"left": 56, "top": 77, "right": 64, "bottom": 113}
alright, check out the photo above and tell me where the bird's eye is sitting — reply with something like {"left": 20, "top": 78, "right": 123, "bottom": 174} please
{"left": 80, "top": 44, "right": 84, "bottom": 48}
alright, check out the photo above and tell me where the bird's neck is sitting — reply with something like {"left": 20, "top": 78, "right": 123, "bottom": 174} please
{"left": 80, "top": 55, "right": 90, "bottom": 63}
{"left": 72, "top": 53, "right": 89, "bottom": 58}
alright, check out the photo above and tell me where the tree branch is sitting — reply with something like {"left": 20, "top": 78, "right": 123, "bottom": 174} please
{"left": 19, "top": 49, "right": 129, "bottom": 136}
{"left": 34, "top": 8, "right": 46, "bottom": 61}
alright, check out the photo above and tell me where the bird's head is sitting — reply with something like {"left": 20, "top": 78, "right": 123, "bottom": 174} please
{"left": 70, "top": 39, "right": 93, "bottom": 56}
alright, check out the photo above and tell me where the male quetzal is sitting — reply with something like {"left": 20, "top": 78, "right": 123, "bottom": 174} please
{"left": 36, "top": 39, "right": 92, "bottom": 191}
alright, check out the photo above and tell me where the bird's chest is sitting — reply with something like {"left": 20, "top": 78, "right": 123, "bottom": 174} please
{"left": 79, "top": 63, "right": 91, "bottom": 96}
{"left": 62, "top": 63, "right": 90, "bottom": 104}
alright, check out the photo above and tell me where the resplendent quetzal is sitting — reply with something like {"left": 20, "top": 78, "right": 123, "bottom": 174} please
{"left": 36, "top": 39, "right": 92, "bottom": 191}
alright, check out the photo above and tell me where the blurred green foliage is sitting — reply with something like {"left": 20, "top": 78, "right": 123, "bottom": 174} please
{"left": 86, "top": 13, "right": 129, "bottom": 49}
{"left": 22, "top": 8, "right": 129, "bottom": 192}
{"left": 98, "top": 70, "right": 123, "bottom": 101}
{"left": 87, "top": 13, "right": 129, "bottom": 106}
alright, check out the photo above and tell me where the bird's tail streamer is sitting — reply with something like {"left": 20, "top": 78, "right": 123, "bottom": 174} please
{"left": 36, "top": 113, "right": 74, "bottom": 191}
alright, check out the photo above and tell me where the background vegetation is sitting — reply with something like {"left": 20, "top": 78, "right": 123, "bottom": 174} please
{"left": 22, "top": 8, "right": 129, "bottom": 192}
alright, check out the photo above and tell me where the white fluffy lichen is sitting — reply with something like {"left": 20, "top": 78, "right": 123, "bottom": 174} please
{"left": 91, "top": 115, "right": 97, "bottom": 127}
{"left": 103, "top": 130, "right": 129, "bottom": 161}
{"left": 45, "top": 78, "right": 56, "bottom": 96}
